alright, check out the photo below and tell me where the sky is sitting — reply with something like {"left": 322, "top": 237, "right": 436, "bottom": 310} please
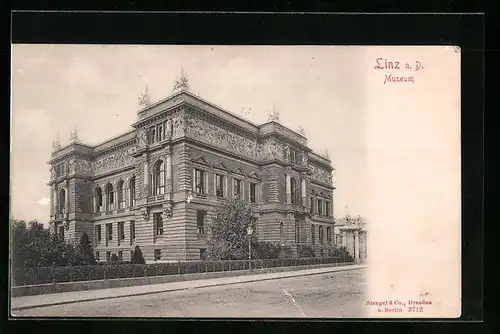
{"left": 10, "top": 45, "right": 368, "bottom": 225}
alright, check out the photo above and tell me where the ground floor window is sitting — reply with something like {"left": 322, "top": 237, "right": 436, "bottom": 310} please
{"left": 58, "top": 225, "right": 65, "bottom": 239}
{"left": 95, "top": 251, "right": 100, "bottom": 261}
{"left": 200, "top": 248, "right": 206, "bottom": 260}
{"left": 118, "top": 251, "right": 123, "bottom": 261}
{"left": 197, "top": 210, "right": 206, "bottom": 234}
{"left": 106, "top": 251, "right": 111, "bottom": 261}
{"left": 154, "top": 213, "right": 163, "bottom": 235}
{"left": 154, "top": 249, "right": 161, "bottom": 261}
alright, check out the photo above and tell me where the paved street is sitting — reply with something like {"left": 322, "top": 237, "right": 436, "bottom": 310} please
{"left": 13, "top": 268, "right": 366, "bottom": 318}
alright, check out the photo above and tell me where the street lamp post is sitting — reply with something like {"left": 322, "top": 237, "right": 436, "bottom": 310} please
{"left": 247, "top": 225, "right": 254, "bottom": 270}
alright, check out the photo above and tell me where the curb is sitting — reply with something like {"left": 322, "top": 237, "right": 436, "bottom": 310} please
{"left": 11, "top": 265, "right": 367, "bottom": 312}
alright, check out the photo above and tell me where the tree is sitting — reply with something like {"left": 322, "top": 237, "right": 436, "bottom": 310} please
{"left": 131, "top": 245, "right": 145, "bottom": 264}
{"left": 44, "top": 234, "right": 81, "bottom": 266}
{"left": 207, "top": 198, "right": 257, "bottom": 260}
{"left": 76, "top": 232, "right": 96, "bottom": 265}
{"left": 10, "top": 219, "right": 27, "bottom": 269}
{"left": 20, "top": 220, "right": 52, "bottom": 268}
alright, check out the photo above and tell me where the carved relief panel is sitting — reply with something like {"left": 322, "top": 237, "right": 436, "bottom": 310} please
{"left": 262, "top": 138, "right": 284, "bottom": 161}
{"left": 309, "top": 164, "right": 333, "bottom": 185}
{"left": 184, "top": 115, "right": 263, "bottom": 160}
{"left": 171, "top": 113, "right": 187, "bottom": 139}
{"left": 93, "top": 149, "right": 135, "bottom": 176}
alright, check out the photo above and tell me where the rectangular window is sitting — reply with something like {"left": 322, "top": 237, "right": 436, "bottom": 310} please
{"left": 310, "top": 197, "right": 314, "bottom": 214}
{"left": 157, "top": 124, "right": 163, "bottom": 142}
{"left": 150, "top": 127, "right": 156, "bottom": 144}
{"left": 200, "top": 248, "right": 206, "bottom": 260}
{"left": 195, "top": 169, "right": 205, "bottom": 194}
{"left": 154, "top": 213, "right": 163, "bottom": 235}
{"left": 106, "top": 223, "right": 112, "bottom": 240}
{"left": 317, "top": 199, "right": 323, "bottom": 215}
{"left": 311, "top": 225, "right": 315, "bottom": 245}
{"left": 233, "top": 179, "right": 241, "bottom": 198}
{"left": 118, "top": 251, "right": 123, "bottom": 261}
{"left": 96, "top": 225, "right": 101, "bottom": 242}
{"left": 154, "top": 249, "right": 161, "bottom": 261}
{"left": 250, "top": 183, "right": 257, "bottom": 203}
{"left": 215, "top": 174, "right": 224, "bottom": 198}
{"left": 197, "top": 210, "right": 206, "bottom": 234}
{"left": 325, "top": 201, "right": 331, "bottom": 217}
{"left": 319, "top": 226, "right": 324, "bottom": 245}
{"left": 96, "top": 251, "right": 100, "bottom": 261}
{"left": 130, "top": 220, "right": 135, "bottom": 245}
{"left": 290, "top": 150, "right": 297, "bottom": 164}
{"left": 327, "top": 227, "right": 331, "bottom": 245}
{"left": 130, "top": 250, "right": 134, "bottom": 260}
{"left": 106, "top": 251, "right": 111, "bottom": 261}
{"left": 58, "top": 225, "right": 65, "bottom": 239}
{"left": 118, "top": 222, "right": 125, "bottom": 241}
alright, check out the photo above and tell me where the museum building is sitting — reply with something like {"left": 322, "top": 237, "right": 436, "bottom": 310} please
{"left": 48, "top": 73, "right": 336, "bottom": 262}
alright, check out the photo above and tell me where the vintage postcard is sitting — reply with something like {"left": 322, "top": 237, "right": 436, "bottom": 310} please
{"left": 10, "top": 44, "right": 460, "bottom": 318}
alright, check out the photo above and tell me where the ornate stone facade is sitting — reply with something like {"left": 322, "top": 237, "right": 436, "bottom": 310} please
{"left": 48, "top": 88, "right": 336, "bottom": 262}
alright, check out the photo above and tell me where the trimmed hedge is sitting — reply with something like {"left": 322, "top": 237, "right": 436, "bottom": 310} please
{"left": 11, "top": 256, "right": 353, "bottom": 287}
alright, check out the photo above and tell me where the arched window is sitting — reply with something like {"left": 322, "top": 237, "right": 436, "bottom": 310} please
{"left": 290, "top": 178, "right": 298, "bottom": 205}
{"left": 95, "top": 187, "right": 102, "bottom": 212}
{"left": 59, "top": 188, "right": 66, "bottom": 214}
{"left": 153, "top": 160, "right": 165, "bottom": 195}
{"left": 129, "top": 177, "right": 136, "bottom": 207}
{"left": 105, "top": 183, "right": 114, "bottom": 211}
{"left": 280, "top": 222, "right": 284, "bottom": 241}
{"left": 117, "top": 180, "right": 125, "bottom": 209}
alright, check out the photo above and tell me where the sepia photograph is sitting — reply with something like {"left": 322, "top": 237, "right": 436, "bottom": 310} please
{"left": 10, "top": 44, "right": 460, "bottom": 318}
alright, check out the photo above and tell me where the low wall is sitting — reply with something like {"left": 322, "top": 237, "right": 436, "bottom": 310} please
{"left": 11, "top": 262, "right": 353, "bottom": 297}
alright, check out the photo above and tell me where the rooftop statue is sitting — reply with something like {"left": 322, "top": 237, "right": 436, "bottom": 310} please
{"left": 173, "top": 66, "right": 189, "bottom": 92}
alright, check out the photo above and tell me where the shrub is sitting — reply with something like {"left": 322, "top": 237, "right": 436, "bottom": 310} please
{"left": 131, "top": 245, "right": 146, "bottom": 264}
{"left": 298, "top": 245, "right": 315, "bottom": 258}
{"left": 331, "top": 247, "right": 354, "bottom": 262}
{"left": 254, "top": 241, "right": 293, "bottom": 259}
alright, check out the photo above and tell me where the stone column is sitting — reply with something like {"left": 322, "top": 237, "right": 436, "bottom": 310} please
{"left": 52, "top": 187, "right": 57, "bottom": 217}
{"left": 301, "top": 175, "right": 307, "bottom": 207}
{"left": 65, "top": 183, "right": 70, "bottom": 214}
{"left": 285, "top": 172, "right": 291, "bottom": 204}
{"left": 94, "top": 194, "right": 98, "bottom": 213}
{"left": 143, "top": 155, "right": 150, "bottom": 197}
{"left": 166, "top": 148, "right": 173, "bottom": 193}
{"left": 354, "top": 230, "right": 360, "bottom": 261}
{"left": 166, "top": 119, "right": 172, "bottom": 137}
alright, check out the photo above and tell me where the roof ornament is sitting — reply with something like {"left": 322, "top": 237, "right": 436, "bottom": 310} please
{"left": 321, "top": 148, "right": 330, "bottom": 159}
{"left": 52, "top": 132, "right": 61, "bottom": 151}
{"left": 173, "top": 65, "right": 189, "bottom": 92}
{"left": 345, "top": 206, "right": 351, "bottom": 221}
{"left": 239, "top": 107, "right": 251, "bottom": 117}
{"left": 296, "top": 126, "right": 306, "bottom": 136}
{"left": 69, "top": 126, "right": 80, "bottom": 143}
{"left": 138, "top": 84, "right": 151, "bottom": 108}
{"left": 267, "top": 101, "right": 280, "bottom": 122}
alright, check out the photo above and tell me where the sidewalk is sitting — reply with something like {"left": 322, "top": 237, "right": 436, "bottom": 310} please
{"left": 11, "top": 264, "right": 366, "bottom": 311}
